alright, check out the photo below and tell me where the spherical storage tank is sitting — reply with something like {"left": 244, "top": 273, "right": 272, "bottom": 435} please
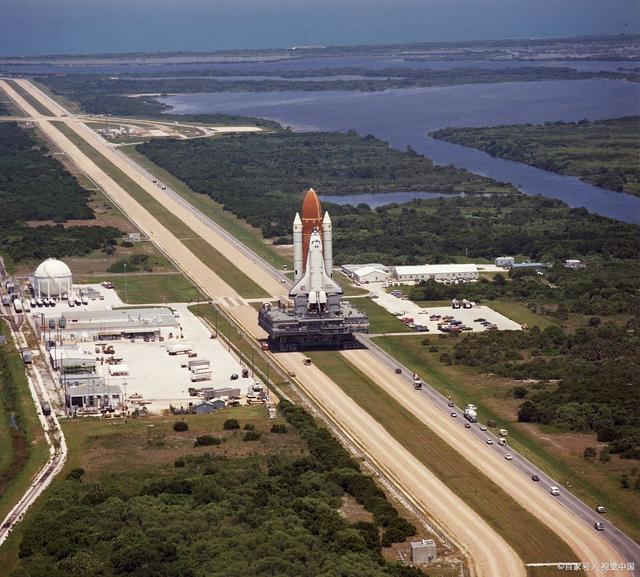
{"left": 33, "top": 258, "right": 72, "bottom": 298}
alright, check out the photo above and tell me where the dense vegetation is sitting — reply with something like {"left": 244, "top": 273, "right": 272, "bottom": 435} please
{"left": 331, "top": 194, "right": 639, "bottom": 265}
{"left": 0, "top": 122, "right": 121, "bottom": 264}
{"left": 431, "top": 117, "right": 640, "bottom": 196}
{"left": 449, "top": 321, "right": 640, "bottom": 461}
{"left": 13, "top": 402, "right": 422, "bottom": 577}
{"left": 138, "top": 131, "right": 515, "bottom": 237}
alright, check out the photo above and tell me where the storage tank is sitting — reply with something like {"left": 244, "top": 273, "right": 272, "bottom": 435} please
{"left": 33, "top": 258, "right": 72, "bottom": 299}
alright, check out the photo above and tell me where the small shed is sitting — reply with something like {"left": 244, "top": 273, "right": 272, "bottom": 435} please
{"left": 194, "top": 401, "right": 216, "bottom": 415}
{"left": 410, "top": 539, "right": 437, "bottom": 565}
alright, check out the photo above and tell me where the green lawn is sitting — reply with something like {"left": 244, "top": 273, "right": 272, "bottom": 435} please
{"left": 373, "top": 334, "right": 640, "bottom": 540}
{"left": 350, "top": 298, "right": 412, "bottom": 333}
{"left": 307, "top": 350, "right": 576, "bottom": 575}
{"left": 51, "top": 122, "right": 268, "bottom": 299}
{"left": 77, "top": 273, "right": 198, "bottom": 304}
{"left": 121, "top": 146, "right": 290, "bottom": 269}
{"left": 486, "top": 300, "right": 559, "bottom": 330}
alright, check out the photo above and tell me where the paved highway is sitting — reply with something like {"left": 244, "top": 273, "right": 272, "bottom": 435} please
{"left": 3, "top": 77, "right": 637, "bottom": 576}
{"left": 358, "top": 334, "right": 640, "bottom": 575}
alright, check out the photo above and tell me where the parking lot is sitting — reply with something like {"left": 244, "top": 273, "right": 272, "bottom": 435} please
{"left": 367, "top": 284, "right": 522, "bottom": 333}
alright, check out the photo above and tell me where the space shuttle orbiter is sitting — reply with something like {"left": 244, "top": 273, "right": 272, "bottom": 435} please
{"left": 290, "top": 189, "right": 342, "bottom": 313}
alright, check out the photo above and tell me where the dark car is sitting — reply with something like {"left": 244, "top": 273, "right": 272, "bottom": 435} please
{"left": 230, "top": 373, "right": 239, "bottom": 380}
{"left": 395, "top": 368, "right": 402, "bottom": 374}
{"left": 531, "top": 474, "right": 540, "bottom": 482}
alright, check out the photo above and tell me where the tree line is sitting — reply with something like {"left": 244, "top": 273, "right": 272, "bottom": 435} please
{"left": 0, "top": 122, "right": 121, "bottom": 265}
{"left": 431, "top": 117, "right": 640, "bottom": 197}
{"left": 12, "top": 402, "right": 424, "bottom": 577}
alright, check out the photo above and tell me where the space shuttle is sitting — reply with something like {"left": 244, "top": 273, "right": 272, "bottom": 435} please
{"left": 290, "top": 189, "right": 342, "bottom": 313}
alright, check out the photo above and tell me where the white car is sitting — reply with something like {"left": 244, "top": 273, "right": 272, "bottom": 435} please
{"left": 450, "top": 412, "right": 457, "bottom": 418}
{"left": 486, "top": 439, "right": 493, "bottom": 445}
{"left": 550, "top": 486, "right": 560, "bottom": 496}
{"left": 504, "top": 454, "right": 513, "bottom": 460}
{"left": 480, "top": 425, "right": 487, "bottom": 431}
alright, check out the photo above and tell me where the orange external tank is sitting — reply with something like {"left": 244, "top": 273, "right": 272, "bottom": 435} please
{"left": 301, "top": 188, "right": 323, "bottom": 264}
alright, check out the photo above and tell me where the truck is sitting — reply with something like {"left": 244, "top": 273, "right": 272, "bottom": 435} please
{"left": 463, "top": 403, "right": 478, "bottom": 423}
{"left": 189, "top": 359, "right": 210, "bottom": 370}
{"left": 1, "top": 295, "right": 11, "bottom": 306}
{"left": 167, "top": 344, "right": 192, "bottom": 355}
{"left": 13, "top": 298, "right": 23, "bottom": 313}
{"left": 190, "top": 371, "right": 212, "bottom": 382}
{"left": 499, "top": 428, "right": 509, "bottom": 437}
{"left": 497, "top": 438, "right": 507, "bottom": 446}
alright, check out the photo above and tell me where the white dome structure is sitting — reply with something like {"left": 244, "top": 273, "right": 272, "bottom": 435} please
{"left": 34, "top": 258, "right": 72, "bottom": 298}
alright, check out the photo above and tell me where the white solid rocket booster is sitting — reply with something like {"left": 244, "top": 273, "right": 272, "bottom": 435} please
{"left": 293, "top": 212, "right": 303, "bottom": 282}
{"left": 322, "top": 211, "right": 332, "bottom": 277}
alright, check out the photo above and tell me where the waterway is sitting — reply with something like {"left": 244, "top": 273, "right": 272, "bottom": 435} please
{"left": 160, "top": 78, "right": 640, "bottom": 223}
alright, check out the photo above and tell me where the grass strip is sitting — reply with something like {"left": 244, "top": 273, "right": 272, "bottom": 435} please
{"left": 51, "top": 122, "right": 268, "bottom": 299}
{"left": 122, "top": 146, "right": 290, "bottom": 269}
{"left": 5, "top": 80, "right": 54, "bottom": 116}
{"left": 77, "top": 273, "right": 198, "bottom": 304}
{"left": 374, "top": 334, "right": 640, "bottom": 540}
{"left": 307, "top": 350, "right": 577, "bottom": 576}
{"left": 0, "top": 324, "right": 49, "bottom": 532}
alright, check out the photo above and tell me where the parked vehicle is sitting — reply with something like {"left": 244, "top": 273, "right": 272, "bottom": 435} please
{"left": 12, "top": 298, "right": 23, "bottom": 313}
{"left": 487, "top": 420, "right": 497, "bottom": 428}
{"left": 167, "top": 344, "right": 192, "bottom": 355}
{"left": 596, "top": 506, "right": 606, "bottom": 514}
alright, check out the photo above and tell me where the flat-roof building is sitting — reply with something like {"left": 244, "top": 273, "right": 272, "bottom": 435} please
{"left": 38, "top": 307, "right": 180, "bottom": 342}
{"left": 66, "top": 383, "right": 122, "bottom": 410}
{"left": 392, "top": 264, "right": 479, "bottom": 283}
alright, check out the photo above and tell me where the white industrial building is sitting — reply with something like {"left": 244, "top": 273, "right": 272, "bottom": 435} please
{"left": 341, "top": 263, "right": 391, "bottom": 283}
{"left": 33, "top": 258, "right": 73, "bottom": 298}
{"left": 392, "top": 264, "right": 479, "bottom": 283}
{"left": 38, "top": 307, "right": 180, "bottom": 342}
{"left": 495, "top": 256, "right": 515, "bottom": 267}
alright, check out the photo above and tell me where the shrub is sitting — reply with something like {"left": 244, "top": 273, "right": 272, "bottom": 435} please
{"left": 195, "top": 435, "right": 222, "bottom": 447}
{"left": 174, "top": 457, "right": 186, "bottom": 468}
{"left": 66, "top": 467, "right": 85, "bottom": 481}
{"left": 173, "top": 421, "right": 189, "bottom": 432}
{"left": 243, "top": 423, "right": 256, "bottom": 431}
{"left": 599, "top": 447, "right": 611, "bottom": 463}
{"left": 243, "top": 431, "right": 262, "bottom": 442}
{"left": 271, "top": 424, "right": 287, "bottom": 434}
{"left": 583, "top": 447, "right": 596, "bottom": 459}
{"left": 512, "top": 386, "right": 528, "bottom": 399}
{"left": 223, "top": 419, "right": 240, "bottom": 430}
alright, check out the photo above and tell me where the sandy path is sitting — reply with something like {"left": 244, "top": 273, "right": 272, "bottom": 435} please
{"left": 276, "top": 352, "right": 525, "bottom": 577}
{"left": 343, "top": 350, "right": 630, "bottom": 576}
{"left": 15, "top": 79, "right": 287, "bottom": 299}
{"left": 0, "top": 80, "right": 237, "bottom": 299}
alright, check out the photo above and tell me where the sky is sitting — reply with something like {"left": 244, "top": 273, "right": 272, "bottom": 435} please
{"left": 0, "top": 0, "right": 638, "bottom": 56}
